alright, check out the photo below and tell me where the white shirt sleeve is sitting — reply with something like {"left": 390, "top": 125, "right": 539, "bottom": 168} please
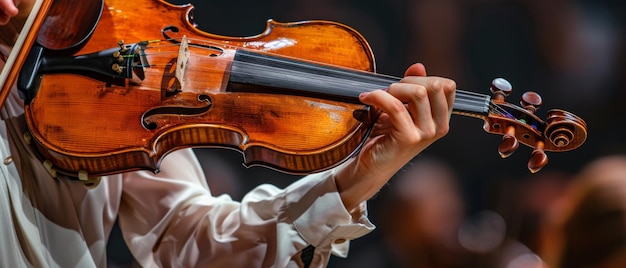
{"left": 117, "top": 149, "right": 374, "bottom": 268}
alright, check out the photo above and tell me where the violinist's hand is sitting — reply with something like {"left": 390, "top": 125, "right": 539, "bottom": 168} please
{"left": 335, "top": 63, "right": 455, "bottom": 210}
{"left": 0, "top": 0, "right": 19, "bottom": 25}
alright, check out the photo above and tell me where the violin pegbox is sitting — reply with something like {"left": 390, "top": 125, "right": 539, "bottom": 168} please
{"left": 484, "top": 78, "right": 587, "bottom": 173}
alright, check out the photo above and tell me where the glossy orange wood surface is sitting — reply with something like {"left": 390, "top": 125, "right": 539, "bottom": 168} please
{"left": 25, "top": 0, "right": 377, "bottom": 176}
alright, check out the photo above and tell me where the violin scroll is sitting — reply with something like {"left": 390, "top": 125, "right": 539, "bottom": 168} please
{"left": 544, "top": 109, "right": 587, "bottom": 149}
{"left": 483, "top": 78, "right": 587, "bottom": 172}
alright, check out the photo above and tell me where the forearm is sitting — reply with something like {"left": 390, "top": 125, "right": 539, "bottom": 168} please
{"left": 118, "top": 149, "right": 373, "bottom": 267}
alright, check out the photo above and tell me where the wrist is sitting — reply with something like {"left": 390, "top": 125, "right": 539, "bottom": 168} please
{"left": 334, "top": 158, "right": 392, "bottom": 211}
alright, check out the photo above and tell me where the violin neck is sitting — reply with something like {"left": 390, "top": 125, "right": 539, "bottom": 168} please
{"left": 227, "top": 49, "right": 490, "bottom": 117}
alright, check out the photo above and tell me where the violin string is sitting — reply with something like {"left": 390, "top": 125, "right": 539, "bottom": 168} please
{"left": 487, "top": 101, "right": 509, "bottom": 115}
{"left": 133, "top": 55, "right": 498, "bottom": 115}
{"left": 126, "top": 38, "right": 407, "bottom": 85}
{"left": 116, "top": 39, "right": 501, "bottom": 115}
{"left": 140, "top": 55, "right": 490, "bottom": 104}
{"left": 128, "top": 38, "right": 500, "bottom": 110}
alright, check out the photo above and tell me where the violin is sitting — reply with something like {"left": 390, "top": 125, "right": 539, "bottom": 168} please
{"left": 17, "top": 0, "right": 586, "bottom": 180}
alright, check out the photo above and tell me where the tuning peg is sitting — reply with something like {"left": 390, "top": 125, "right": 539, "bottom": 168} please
{"left": 118, "top": 40, "right": 128, "bottom": 53}
{"left": 520, "top": 91, "right": 542, "bottom": 114}
{"left": 490, "top": 78, "right": 512, "bottom": 102}
{"left": 528, "top": 141, "right": 548, "bottom": 173}
{"left": 498, "top": 126, "right": 519, "bottom": 158}
{"left": 111, "top": 63, "right": 123, "bottom": 74}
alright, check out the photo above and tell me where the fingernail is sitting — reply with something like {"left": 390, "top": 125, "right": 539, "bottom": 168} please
{"left": 359, "top": 92, "right": 370, "bottom": 98}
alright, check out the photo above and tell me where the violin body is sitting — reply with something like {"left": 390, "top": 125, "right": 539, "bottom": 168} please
{"left": 23, "top": 0, "right": 380, "bottom": 177}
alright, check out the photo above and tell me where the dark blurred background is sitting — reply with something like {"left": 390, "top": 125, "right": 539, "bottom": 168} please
{"left": 107, "top": 0, "right": 626, "bottom": 267}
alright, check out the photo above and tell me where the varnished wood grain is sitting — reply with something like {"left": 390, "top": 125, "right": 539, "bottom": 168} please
{"left": 25, "top": 0, "right": 377, "bottom": 176}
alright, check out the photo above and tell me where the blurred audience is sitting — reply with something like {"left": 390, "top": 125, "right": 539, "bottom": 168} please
{"left": 377, "top": 157, "right": 472, "bottom": 268}
{"left": 538, "top": 155, "right": 626, "bottom": 268}
{"left": 497, "top": 171, "right": 571, "bottom": 254}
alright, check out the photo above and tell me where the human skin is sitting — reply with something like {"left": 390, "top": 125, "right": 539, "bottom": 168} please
{"left": 0, "top": 0, "right": 19, "bottom": 25}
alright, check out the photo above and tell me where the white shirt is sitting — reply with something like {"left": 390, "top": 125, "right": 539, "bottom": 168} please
{"left": 0, "top": 82, "right": 374, "bottom": 267}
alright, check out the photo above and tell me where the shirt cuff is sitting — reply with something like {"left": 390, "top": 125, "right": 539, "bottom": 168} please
{"left": 284, "top": 169, "right": 375, "bottom": 257}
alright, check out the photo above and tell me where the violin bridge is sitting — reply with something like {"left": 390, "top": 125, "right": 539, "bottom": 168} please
{"left": 176, "top": 35, "right": 190, "bottom": 89}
